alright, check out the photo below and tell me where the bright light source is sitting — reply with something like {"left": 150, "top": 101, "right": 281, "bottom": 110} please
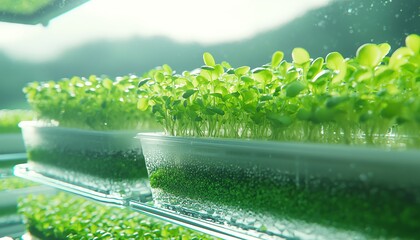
{"left": 0, "top": 0, "right": 330, "bottom": 62}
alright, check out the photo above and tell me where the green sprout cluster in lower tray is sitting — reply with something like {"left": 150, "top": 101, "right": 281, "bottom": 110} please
{"left": 0, "top": 177, "right": 40, "bottom": 219}
{"left": 18, "top": 192, "right": 218, "bottom": 240}
{"left": 27, "top": 148, "right": 148, "bottom": 181}
{"left": 0, "top": 177, "right": 39, "bottom": 191}
{"left": 150, "top": 167, "right": 420, "bottom": 239}
{"left": 0, "top": 109, "right": 33, "bottom": 134}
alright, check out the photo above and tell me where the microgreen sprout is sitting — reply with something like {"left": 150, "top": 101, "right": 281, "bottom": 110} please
{"left": 23, "top": 75, "right": 158, "bottom": 131}
{"left": 18, "top": 192, "right": 218, "bottom": 239}
{"left": 0, "top": 109, "right": 33, "bottom": 134}
{"left": 138, "top": 34, "right": 420, "bottom": 148}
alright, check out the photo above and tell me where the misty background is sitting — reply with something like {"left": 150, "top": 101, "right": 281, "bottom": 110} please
{"left": 0, "top": 0, "right": 418, "bottom": 109}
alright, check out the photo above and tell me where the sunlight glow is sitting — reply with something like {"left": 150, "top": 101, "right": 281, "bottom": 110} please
{"left": 0, "top": 0, "right": 331, "bottom": 62}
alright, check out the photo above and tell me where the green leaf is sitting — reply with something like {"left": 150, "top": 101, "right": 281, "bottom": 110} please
{"left": 102, "top": 79, "right": 113, "bottom": 90}
{"left": 389, "top": 47, "right": 414, "bottom": 69}
{"left": 314, "top": 107, "right": 333, "bottom": 122}
{"left": 241, "top": 76, "right": 254, "bottom": 84}
{"left": 267, "top": 114, "right": 292, "bottom": 127}
{"left": 311, "top": 70, "right": 332, "bottom": 86}
{"left": 378, "top": 43, "right": 391, "bottom": 59}
{"left": 356, "top": 43, "right": 382, "bottom": 68}
{"left": 241, "top": 89, "right": 258, "bottom": 103}
{"left": 206, "top": 106, "right": 225, "bottom": 115}
{"left": 235, "top": 66, "right": 250, "bottom": 76}
{"left": 196, "top": 75, "right": 209, "bottom": 84}
{"left": 406, "top": 34, "right": 420, "bottom": 53}
{"left": 154, "top": 72, "right": 165, "bottom": 82}
{"left": 326, "top": 96, "right": 349, "bottom": 108}
{"left": 138, "top": 78, "right": 150, "bottom": 88}
{"left": 214, "top": 65, "right": 224, "bottom": 76}
{"left": 226, "top": 68, "right": 235, "bottom": 74}
{"left": 260, "top": 94, "right": 273, "bottom": 101}
{"left": 162, "top": 64, "right": 173, "bottom": 75}
{"left": 210, "top": 93, "right": 223, "bottom": 99}
{"left": 271, "top": 51, "right": 284, "bottom": 67}
{"left": 286, "top": 70, "right": 299, "bottom": 82}
{"left": 381, "top": 102, "right": 402, "bottom": 119}
{"left": 253, "top": 69, "right": 273, "bottom": 83}
{"left": 137, "top": 98, "right": 149, "bottom": 111}
{"left": 252, "top": 67, "right": 266, "bottom": 74}
{"left": 297, "top": 108, "right": 311, "bottom": 120}
{"left": 307, "top": 57, "right": 324, "bottom": 79}
{"left": 375, "top": 67, "right": 395, "bottom": 83}
{"left": 182, "top": 89, "right": 197, "bottom": 99}
{"left": 201, "top": 65, "right": 215, "bottom": 71}
{"left": 326, "top": 52, "right": 345, "bottom": 70}
{"left": 203, "top": 52, "right": 216, "bottom": 66}
{"left": 286, "top": 81, "right": 306, "bottom": 98}
{"left": 292, "top": 48, "right": 310, "bottom": 65}
{"left": 221, "top": 61, "right": 232, "bottom": 69}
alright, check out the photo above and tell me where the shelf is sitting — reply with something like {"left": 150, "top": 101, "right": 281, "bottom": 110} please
{"left": 14, "top": 164, "right": 273, "bottom": 240}
{"left": 14, "top": 164, "right": 126, "bottom": 206}
{"left": 0, "top": 153, "right": 27, "bottom": 178}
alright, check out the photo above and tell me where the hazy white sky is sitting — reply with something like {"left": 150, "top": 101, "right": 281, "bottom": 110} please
{"left": 0, "top": 0, "right": 330, "bottom": 62}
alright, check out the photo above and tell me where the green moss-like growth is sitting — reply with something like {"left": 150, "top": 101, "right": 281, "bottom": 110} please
{"left": 0, "top": 177, "right": 39, "bottom": 219}
{"left": 0, "top": 177, "right": 38, "bottom": 191}
{"left": 24, "top": 75, "right": 159, "bottom": 131}
{"left": 28, "top": 148, "right": 148, "bottom": 181}
{"left": 18, "top": 192, "right": 218, "bottom": 240}
{"left": 150, "top": 166, "right": 420, "bottom": 239}
{"left": 0, "top": 109, "right": 33, "bottom": 134}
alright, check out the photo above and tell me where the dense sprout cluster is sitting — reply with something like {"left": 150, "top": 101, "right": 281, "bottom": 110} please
{"left": 0, "top": 109, "right": 33, "bottom": 133}
{"left": 138, "top": 34, "right": 420, "bottom": 147}
{"left": 0, "top": 177, "right": 38, "bottom": 191}
{"left": 23, "top": 75, "right": 156, "bottom": 130}
{"left": 18, "top": 192, "right": 217, "bottom": 240}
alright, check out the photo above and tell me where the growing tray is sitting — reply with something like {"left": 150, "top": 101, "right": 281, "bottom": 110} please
{"left": 14, "top": 163, "right": 262, "bottom": 240}
{"left": 0, "top": 179, "right": 55, "bottom": 230}
{"left": 20, "top": 121, "right": 151, "bottom": 200}
{"left": 138, "top": 133, "right": 420, "bottom": 239}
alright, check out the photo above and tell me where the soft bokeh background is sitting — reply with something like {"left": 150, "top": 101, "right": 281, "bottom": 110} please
{"left": 0, "top": 0, "right": 418, "bottom": 108}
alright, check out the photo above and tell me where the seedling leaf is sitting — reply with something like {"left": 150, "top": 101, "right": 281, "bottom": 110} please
{"left": 203, "top": 52, "right": 216, "bottom": 66}
{"left": 292, "top": 48, "right": 310, "bottom": 65}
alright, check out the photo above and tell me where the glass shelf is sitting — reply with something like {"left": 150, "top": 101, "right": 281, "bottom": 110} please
{"left": 14, "top": 163, "right": 273, "bottom": 240}
{"left": 0, "top": 153, "right": 27, "bottom": 178}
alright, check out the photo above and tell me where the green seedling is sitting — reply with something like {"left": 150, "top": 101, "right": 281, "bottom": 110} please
{"left": 18, "top": 192, "right": 218, "bottom": 239}
{"left": 138, "top": 34, "right": 420, "bottom": 148}
{"left": 0, "top": 110, "right": 33, "bottom": 134}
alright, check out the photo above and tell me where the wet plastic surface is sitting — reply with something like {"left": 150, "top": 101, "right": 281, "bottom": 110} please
{"left": 138, "top": 133, "right": 420, "bottom": 239}
{"left": 20, "top": 121, "right": 151, "bottom": 200}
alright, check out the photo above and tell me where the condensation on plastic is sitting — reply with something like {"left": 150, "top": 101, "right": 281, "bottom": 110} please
{"left": 138, "top": 133, "right": 420, "bottom": 239}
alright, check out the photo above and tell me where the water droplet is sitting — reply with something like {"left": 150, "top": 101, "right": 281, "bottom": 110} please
{"left": 359, "top": 173, "right": 368, "bottom": 182}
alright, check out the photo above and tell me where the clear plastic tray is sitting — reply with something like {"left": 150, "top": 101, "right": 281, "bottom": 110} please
{"left": 138, "top": 133, "right": 420, "bottom": 240}
{"left": 20, "top": 121, "right": 151, "bottom": 200}
{"left": 14, "top": 163, "right": 262, "bottom": 240}
{"left": 0, "top": 179, "right": 55, "bottom": 238}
